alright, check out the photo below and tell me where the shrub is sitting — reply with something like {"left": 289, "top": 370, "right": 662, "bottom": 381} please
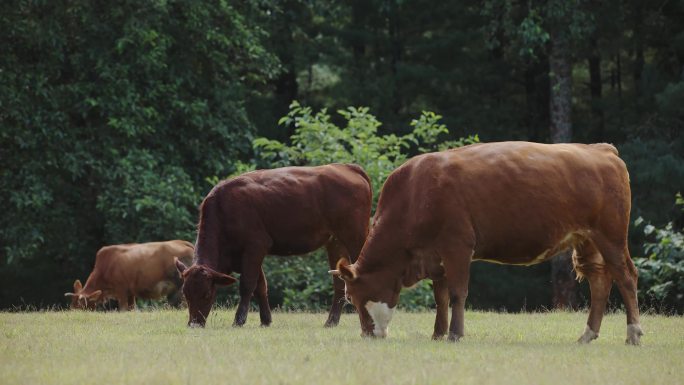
{"left": 218, "top": 102, "right": 478, "bottom": 311}
{"left": 634, "top": 194, "right": 684, "bottom": 313}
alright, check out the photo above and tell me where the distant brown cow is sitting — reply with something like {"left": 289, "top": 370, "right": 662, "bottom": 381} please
{"left": 331, "top": 142, "right": 643, "bottom": 345}
{"left": 175, "top": 163, "right": 372, "bottom": 328}
{"left": 65, "top": 240, "right": 194, "bottom": 310}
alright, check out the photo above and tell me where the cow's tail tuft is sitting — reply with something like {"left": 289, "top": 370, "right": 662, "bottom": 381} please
{"left": 571, "top": 249, "right": 585, "bottom": 282}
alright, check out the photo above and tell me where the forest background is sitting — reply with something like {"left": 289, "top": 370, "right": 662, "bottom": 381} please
{"left": 1, "top": 1, "right": 682, "bottom": 312}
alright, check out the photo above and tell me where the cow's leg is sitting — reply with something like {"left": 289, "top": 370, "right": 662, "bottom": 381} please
{"left": 168, "top": 271, "right": 186, "bottom": 308}
{"left": 611, "top": 254, "right": 642, "bottom": 345}
{"left": 254, "top": 267, "right": 272, "bottom": 327}
{"left": 575, "top": 243, "right": 612, "bottom": 343}
{"left": 167, "top": 289, "right": 183, "bottom": 308}
{"left": 234, "top": 250, "right": 266, "bottom": 327}
{"left": 596, "top": 240, "right": 643, "bottom": 345}
{"left": 432, "top": 278, "right": 449, "bottom": 340}
{"left": 127, "top": 295, "right": 136, "bottom": 311}
{"left": 325, "top": 237, "right": 349, "bottom": 327}
{"left": 579, "top": 270, "right": 612, "bottom": 343}
{"left": 117, "top": 294, "right": 129, "bottom": 311}
{"left": 441, "top": 245, "right": 473, "bottom": 342}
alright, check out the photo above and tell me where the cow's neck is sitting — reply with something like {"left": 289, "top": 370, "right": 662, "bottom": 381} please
{"left": 194, "top": 232, "right": 223, "bottom": 270}
{"left": 81, "top": 272, "right": 104, "bottom": 294}
{"left": 355, "top": 237, "right": 409, "bottom": 288}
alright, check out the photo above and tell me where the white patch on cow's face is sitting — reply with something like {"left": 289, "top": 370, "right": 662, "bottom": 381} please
{"left": 365, "top": 301, "right": 395, "bottom": 337}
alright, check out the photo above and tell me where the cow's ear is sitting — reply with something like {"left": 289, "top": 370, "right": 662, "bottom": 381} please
{"left": 211, "top": 272, "right": 237, "bottom": 287}
{"left": 73, "top": 279, "right": 82, "bottom": 292}
{"left": 89, "top": 290, "right": 102, "bottom": 301}
{"left": 175, "top": 257, "right": 188, "bottom": 276}
{"left": 336, "top": 258, "right": 357, "bottom": 282}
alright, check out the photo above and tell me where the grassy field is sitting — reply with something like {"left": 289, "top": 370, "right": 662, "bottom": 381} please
{"left": 1, "top": 309, "right": 682, "bottom": 385}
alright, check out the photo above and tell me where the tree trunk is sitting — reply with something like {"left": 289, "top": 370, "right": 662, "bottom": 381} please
{"left": 525, "top": 55, "right": 550, "bottom": 141}
{"left": 633, "top": 1, "right": 644, "bottom": 109}
{"left": 272, "top": 19, "right": 298, "bottom": 140}
{"left": 551, "top": 250, "right": 578, "bottom": 309}
{"left": 350, "top": 0, "right": 367, "bottom": 103}
{"left": 387, "top": 0, "right": 402, "bottom": 116}
{"left": 588, "top": 38, "right": 604, "bottom": 141}
{"left": 549, "top": 38, "right": 573, "bottom": 143}
{"left": 549, "top": 36, "right": 578, "bottom": 309}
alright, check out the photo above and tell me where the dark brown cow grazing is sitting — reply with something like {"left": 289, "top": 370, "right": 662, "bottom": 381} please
{"left": 175, "top": 163, "right": 372, "bottom": 328}
{"left": 65, "top": 240, "right": 194, "bottom": 310}
{"left": 331, "top": 142, "right": 643, "bottom": 345}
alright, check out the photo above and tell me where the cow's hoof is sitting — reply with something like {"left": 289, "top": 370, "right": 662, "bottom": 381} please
{"left": 324, "top": 320, "right": 339, "bottom": 328}
{"left": 233, "top": 312, "right": 248, "bottom": 327}
{"left": 432, "top": 332, "right": 446, "bottom": 341}
{"left": 260, "top": 314, "right": 272, "bottom": 327}
{"left": 577, "top": 325, "right": 598, "bottom": 344}
{"left": 447, "top": 332, "right": 463, "bottom": 342}
{"left": 232, "top": 319, "right": 246, "bottom": 327}
{"left": 626, "top": 324, "right": 643, "bottom": 346}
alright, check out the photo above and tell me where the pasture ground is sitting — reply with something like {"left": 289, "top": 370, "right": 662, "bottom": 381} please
{"left": 1, "top": 309, "right": 682, "bottom": 385}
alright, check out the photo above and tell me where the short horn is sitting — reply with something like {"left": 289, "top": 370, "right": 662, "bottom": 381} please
{"left": 64, "top": 292, "right": 76, "bottom": 297}
{"left": 328, "top": 269, "right": 341, "bottom": 276}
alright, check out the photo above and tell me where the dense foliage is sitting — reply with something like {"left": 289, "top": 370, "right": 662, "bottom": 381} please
{"left": 222, "top": 103, "right": 549, "bottom": 311}
{"left": 634, "top": 195, "right": 684, "bottom": 313}
{"left": 250, "top": 103, "right": 476, "bottom": 310}
{"left": 1, "top": 0, "right": 683, "bottom": 311}
{"left": 0, "top": 1, "right": 277, "bottom": 307}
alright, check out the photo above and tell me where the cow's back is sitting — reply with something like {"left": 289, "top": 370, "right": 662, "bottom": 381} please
{"left": 205, "top": 164, "right": 371, "bottom": 259}
{"left": 91, "top": 241, "right": 193, "bottom": 296}
{"left": 375, "top": 142, "right": 630, "bottom": 264}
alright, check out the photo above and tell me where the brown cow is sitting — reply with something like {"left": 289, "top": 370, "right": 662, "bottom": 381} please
{"left": 65, "top": 240, "right": 194, "bottom": 310}
{"left": 174, "top": 163, "right": 372, "bottom": 328}
{"left": 331, "top": 142, "right": 643, "bottom": 345}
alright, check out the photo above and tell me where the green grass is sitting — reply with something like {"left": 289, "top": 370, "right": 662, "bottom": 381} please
{"left": 1, "top": 309, "right": 682, "bottom": 385}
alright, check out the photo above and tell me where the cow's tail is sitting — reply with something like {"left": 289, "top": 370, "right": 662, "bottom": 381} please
{"left": 589, "top": 143, "right": 619, "bottom": 156}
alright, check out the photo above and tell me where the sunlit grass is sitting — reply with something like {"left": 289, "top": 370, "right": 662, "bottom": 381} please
{"left": 1, "top": 309, "right": 682, "bottom": 385}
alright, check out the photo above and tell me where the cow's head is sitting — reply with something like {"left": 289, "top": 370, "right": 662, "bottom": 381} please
{"left": 64, "top": 280, "right": 102, "bottom": 310}
{"left": 330, "top": 259, "right": 399, "bottom": 338}
{"left": 175, "top": 258, "right": 237, "bottom": 327}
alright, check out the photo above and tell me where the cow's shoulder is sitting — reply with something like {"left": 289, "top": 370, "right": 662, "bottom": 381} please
{"left": 91, "top": 244, "right": 138, "bottom": 273}
{"left": 94, "top": 244, "right": 130, "bottom": 261}
{"left": 205, "top": 175, "right": 261, "bottom": 201}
